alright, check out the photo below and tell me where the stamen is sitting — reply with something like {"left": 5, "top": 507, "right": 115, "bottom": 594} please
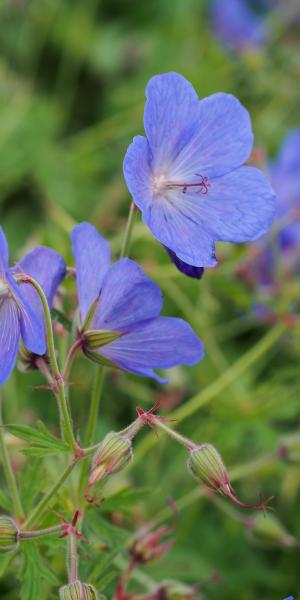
{"left": 166, "top": 174, "right": 210, "bottom": 195}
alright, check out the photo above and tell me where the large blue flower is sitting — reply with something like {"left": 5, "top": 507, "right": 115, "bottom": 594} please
{"left": 71, "top": 222, "right": 204, "bottom": 382}
{"left": 123, "top": 73, "right": 275, "bottom": 269}
{"left": 210, "top": 0, "right": 268, "bottom": 52}
{"left": 0, "top": 227, "right": 66, "bottom": 385}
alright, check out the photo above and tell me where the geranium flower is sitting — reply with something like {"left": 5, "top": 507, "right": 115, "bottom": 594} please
{"left": 0, "top": 227, "right": 66, "bottom": 385}
{"left": 210, "top": 0, "right": 268, "bottom": 52}
{"left": 71, "top": 222, "right": 204, "bottom": 382}
{"left": 123, "top": 72, "right": 275, "bottom": 269}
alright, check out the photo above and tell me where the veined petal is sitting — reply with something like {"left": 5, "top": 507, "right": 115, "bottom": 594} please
{"left": 0, "top": 295, "right": 20, "bottom": 385}
{"left": 98, "top": 316, "right": 204, "bottom": 381}
{"left": 123, "top": 135, "right": 153, "bottom": 213}
{"left": 143, "top": 194, "right": 217, "bottom": 267}
{"left": 171, "top": 93, "right": 253, "bottom": 180}
{"left": 0, "top": 227, "right": 9, "bottom": 278}
{"left": 6, "top": 272, "right": 46, "bottom": 356}
{"left": 71, "top": 222, "right": 111, "bottom": 324}
{"left": 93, "top": 259, "right": 163, "bottom": 331}
{"left": 197, "top": 166, "right": 276, "bottom": 242}
{"left": 144, "top": 72, "right": 201, "bottom": 171}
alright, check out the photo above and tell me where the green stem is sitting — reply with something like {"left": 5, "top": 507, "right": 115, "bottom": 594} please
{"left": 0, "top": 398, "right": 25, "bottom": 522}
{"left": 154, "top": 420, "right": 196, "bottom": 451}
{"left": 68, "top": 534, "right": 78, "bottom": 583}
{"left": 78, "top": 367, "right": 105, "bottom": 495}
{"left": 24, "top": 460, "right": 78, "bottom": 529}
{"left": 135, "top": 322, "right": 287, "bottom": 464}
{"left": 20, "top": 275, "right": 77, "bottom": 452}
{"left": 20, "top": 524, "right": 63, "bottom": 539}
{"left": 120, "top": 202, "right": 138, "bottom": 258}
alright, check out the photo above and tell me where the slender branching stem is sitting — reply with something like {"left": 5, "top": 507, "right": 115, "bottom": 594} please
{"left": 19, "top": 275, "right": 77, "bottom": 453}
{"left": 120, "top": 202, "right": 138, "bottom": 258}
{"left": 20, "top": 524, "right": 63, "bottom": 539}
{"left": 68, "top": 534, "right": 78, "bottom": 583}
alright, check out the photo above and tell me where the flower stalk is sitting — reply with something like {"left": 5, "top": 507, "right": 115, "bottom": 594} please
{"left": 0, "top": 397, "right": 25, "bottom": 522}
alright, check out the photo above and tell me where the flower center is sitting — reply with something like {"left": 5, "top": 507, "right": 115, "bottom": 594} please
{"left": 0, "top": 279, "right": 9, "bottom": 298}
{"left": 153, "top": 173, "right": 210, "bottom": 197}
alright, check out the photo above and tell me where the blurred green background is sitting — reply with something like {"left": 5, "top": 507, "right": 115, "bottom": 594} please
{"left": 1, "top": 0, "right": 300, "bottom": 598}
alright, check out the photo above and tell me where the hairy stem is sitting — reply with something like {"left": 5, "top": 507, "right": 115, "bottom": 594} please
{"left": 120, "top": 202, "right": 138, "bottom": 258}
{"left": 0, "top": 397, "right": 25, "bottom": 522}
{"left": 20, "top": 524, "right": 63, "bottom": 539}
{"left": 68, "top": 534, "right": 78, "bottom": 583}
{"left": 20, "top": 275, "right": 77, "bottom": 452}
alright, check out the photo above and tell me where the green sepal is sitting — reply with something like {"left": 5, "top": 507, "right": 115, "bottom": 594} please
{"left": 85, "top": 329, "right": 123, "bottom": 349}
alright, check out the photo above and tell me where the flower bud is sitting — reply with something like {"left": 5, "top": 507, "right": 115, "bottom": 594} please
{"left": 88, "top": 432, "right": 133, "bottom": 490}
{"left": 0, "top": 516, "right": 19, "bottom": 553}
{"left": 187, "top": 444, "right": 272, "bottom": 511}
{"left": 247, "top": 513, "right": 299, "bottom": 548}
{"left": 155, "top": 579, "right": 197, "bottom": 600}
{"left": 187, "top": 444, "right": 230, "bottom": 495}
{"left": 59, "top": 580, "right": 98, "bottom": 600}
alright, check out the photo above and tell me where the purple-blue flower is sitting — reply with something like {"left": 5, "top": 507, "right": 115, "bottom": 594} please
{"left": 210, "top": 0, "right": 268, "bottom": 52}
{"left": 71, "top": 222, "right": 204, "bottom": 382}
{"left": 0, "top": 227, "right": 66, "bottom": 385}
{"left": 123, "top": 73, "right": 275, "bottom": 269}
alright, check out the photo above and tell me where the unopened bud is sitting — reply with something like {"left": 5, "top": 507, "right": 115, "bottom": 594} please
{"left": 59, "top": 580, "right": 98, "bottom": 600}
{"left": 247, "top": 513, "right": 299, "bottom": 548}
{"left": 188, "top": 444, "right": 230, "bottom": 495}
{"left": 87, "top": 433, "right": 133, "bottom": 492}
{"left": 0, "top": 516, "right": 19, "bottom": 553}
{"left": 187, "top": 444, "right": 273, "bottom": 511}
{"left": 156, "top": 579, "right": 197, "bottom": 600}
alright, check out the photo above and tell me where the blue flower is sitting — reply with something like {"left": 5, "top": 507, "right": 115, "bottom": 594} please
{"left": 123, "top": 72, "right": 275, "bottom": 269}
{"left": 71, "top": 222, "right": 204, "bottom": 382}
{"left": 210, "top": 0, "right": 268, "bottom": 52}
{"left": 0, "top": 227, "right": 66, "bottom": 385}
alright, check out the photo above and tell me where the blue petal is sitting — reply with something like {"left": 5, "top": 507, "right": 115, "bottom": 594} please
{"left": 0, "top": 295, "right": 20, "bottom": 385}
{"left": 14, "top": 246, "right": 66, "bottom": 306}
{"left": 0, "top": 227, "right": 9, "bottom": 278}
{"left": 203, "top": 166, "right": 276, "bottom": 242}
{"left": 144, "top": 72, "right": 200, "bottom": 170}
{"left": 271, "top": 129, "right": 300, "bottom": 213}
{"left": 71, "top": 222, "right": 111, "bottom": 324}
{"left": 171, "top": 92, "right": 253, "bottom": 180}
{"left": 164, "top": 246, "right": 204, "bottom": 279}
{"left": 6, "top": 272, "right": 46, "bottom": 356}
{"left": 98, "top": 316, "right": 204, "bottom": 380}
{"left": 123, "top": 135, "right": 153, "bottom": 213}
{"left": 93, "top": 258, "right": 163, "bottom": 331}
{"left": 274, "top": 129, "right": 300, "bottom": 176}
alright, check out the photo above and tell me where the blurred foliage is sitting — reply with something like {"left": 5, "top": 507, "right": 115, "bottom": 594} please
{"left": 0, "top": 0, "right": 300, "bottom": 598}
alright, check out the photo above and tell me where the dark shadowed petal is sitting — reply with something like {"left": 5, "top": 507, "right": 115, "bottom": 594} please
{"left": 171, "top": 93, "right": 253, "bottom": 180}
{"left": 164, "top": 246, "right": 204, "bottom": 279}
{"left": 93, "top": 258, "right": 163, "bottom": 331}
{"left": 6, "top": 272, "right": 46, "bottom": 356}
{"left": 200, "top": 166, "right": 276, "bottom": 242}
{"left": 0, "top": 295, "right": 20, "bottom": 385}
{"left": 11, "top": 247, "right": 66, "bottom": 337}
{"left": 71, "top": 222, "right": 111, "bottom": 324}
{"left": 144, "top": 72, "right": 201, "bottom": 170}
{"left": 0, "top": 227, "right": 9, "bottom": 277}
{"left": 143, "top": 194, "right": 217, "bottom": 267}
{"left": 123, "top": 135, "right": 153, "bottom": 213}
{"left": 97, "top": 316, "right": 204, "bottom": 381}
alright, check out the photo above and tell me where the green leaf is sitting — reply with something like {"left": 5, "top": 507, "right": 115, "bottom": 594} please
{"left": 102, "top": 487, "right": 150, "bottom": 514}
{"left": 19, "top": 541, "right": 58, "bottom": 600}
{"left": 5, "top": 422, "right": 68, "bottom": 456}
{"left": 0, "top": 490, "right": 11, "bottom": 512}
{"left": 0, "top": 550, "right": 16, "bottom": 577}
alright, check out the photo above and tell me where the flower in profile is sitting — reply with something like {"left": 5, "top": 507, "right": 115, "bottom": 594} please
{"left": 71, "top": 222, "right": 204, "bottom": 381}
{"left": 0, "top": 227, "right": 66, "bottom": 385}
{"left": 210, "top": 0, "right": 268, "bottom": 53}
{"left": 123, "top": 73, "right": 275, "bottom": 270}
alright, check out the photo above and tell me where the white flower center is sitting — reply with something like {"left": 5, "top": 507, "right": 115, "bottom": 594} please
{"left": 0, "top": 279, "right": 9, "bottom": 298}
